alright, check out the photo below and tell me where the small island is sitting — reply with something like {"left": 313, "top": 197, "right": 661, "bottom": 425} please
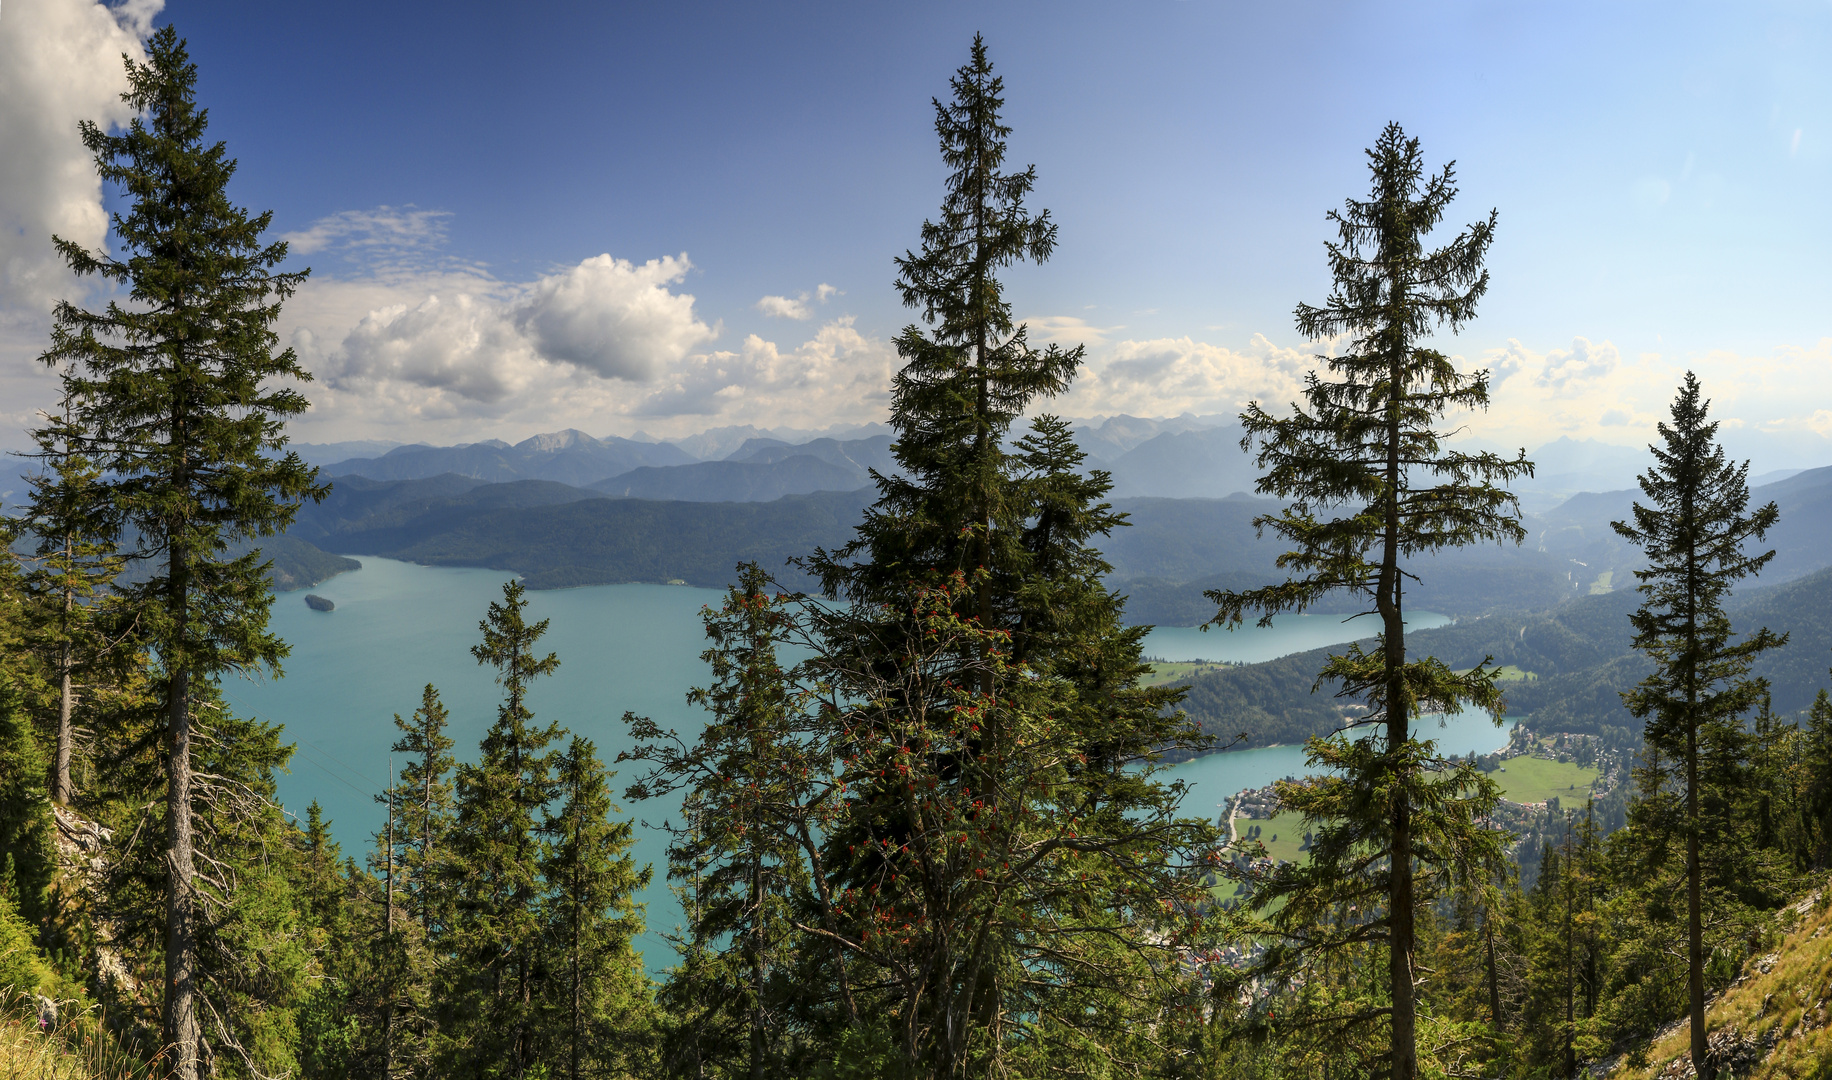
{"left": 303, "top": 594, "right": 335, "bottom": 612}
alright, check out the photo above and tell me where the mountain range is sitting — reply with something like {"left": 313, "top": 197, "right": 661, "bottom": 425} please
{"left": 298, "top": 418, "right": 1732, "bottom": 508}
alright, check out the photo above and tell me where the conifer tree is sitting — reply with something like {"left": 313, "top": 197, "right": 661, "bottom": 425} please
{"left": 810, "top": 32, "right": 1079, "bottom": 645}
{"left": 391, "top": 685, "right": 456, "bottom": 942}
{"left": 41, "top": 26, "right": 323, "bottom": 1077}
{"left": 373, "top": 683, "right": 457, "bottom": 1077}
{"left": 537, "top": 735, "right": 651, "bottom": 1080}
{"left": 624, "top": 564, "right": 843, "bottom": 1077}
{"left": 19, "top": 384, "right": 126, "bottom": 805}
{"left": 1611, "top": 373, "right": 1784, "bottom": 1077}
{"left": 445, "top": 580, "right": 562, "bottom": 1078}
{"left": 0, "top": 674, "right": 56, "bottom": 930}
{"left": 792, "top": 37, "right": 1212, "bottom": 1077}
{"left": 1209, "top": 123, "right": 1526, "bottom": 1080}
{"left": 1804, "top": 685, "right": 1832, "bottom": 866}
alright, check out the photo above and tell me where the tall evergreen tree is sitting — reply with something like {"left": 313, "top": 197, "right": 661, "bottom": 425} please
{"left": 1209, "top": 123, "right": 1526, "bottom": 1080}
{"left": 1803, "top": 684, "right": 1832, "bottom": 866}
{"left": 624, "top": 564, "right": 829, "bottom": 1078}
{"left": 810, "top": 32, "right": 1078, "bottom": 647}
{"left": 790, "top": 37, "right": 1212, "bottom": 1078}
{"left": 19, "top": 384, "right": 127, "bottom": 805}
{"left": 537, "top": 735, "right": 652, "bottom": 1080}
{"left": 445, "top": 580, "right": 562, "bottom": 1078}
{"left": 41, "top": 27, "right": 323, "bottom": 1077}
{"left": 376, "top": 683, "right": 457, "bottom": 1078}
{"left": 1610, "top": 372, "right": 1784, "bottom": 1078}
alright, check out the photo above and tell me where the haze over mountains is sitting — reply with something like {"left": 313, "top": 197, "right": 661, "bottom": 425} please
{"left": 291, "top": 414, "right": 1686, "bottom": 507}
{"left": 13, "top": 415, "right": 1831, "bottom": 629}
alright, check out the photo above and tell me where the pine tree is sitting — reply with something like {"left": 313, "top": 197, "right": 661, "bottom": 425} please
{"left": 373, "top": 684, "right": 457, "bottom": 1078}
{"left": 1611, "top": 372, "right": 1784, "bottom": 1078}
{"left": 810, "top": 32, "right": 1078, "bottom": 646}
{"left": 791, "top": 37, "right": 1212, "bottom": 1077}
{"left": 445, "top": 580, "right": 562, "bottom": 1078}
{"left": 1804, "top": 685, "right": 1832, "bottom": 866}
{"left": 19, "top": 384, "right": 126, "bottom": 805}
{"left": 1208, "top": 123, "right": 1526, "bottom": 1080}
{"left": 537, "top": 735, "right": 652, "bottom": 1080}
{"left": 41, "top": 26, "right": 323, "bottom": 1077}
{"left": 625, "top": 565, "right": 822, "bottom": 1077}
{"left": 0, "top": 674, "right": 56, "bottom": 931}
{"left": 392, "top": 685, "right": 456, "bottom": 943}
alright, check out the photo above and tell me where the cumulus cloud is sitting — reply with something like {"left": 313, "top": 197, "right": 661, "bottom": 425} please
{"left": 269, "top": 229, "right": 884, "bottom": 440}
{"left": 516, "top": 254, "right": 716, "bottom": 380}
{"left": 755, "top": 283, "right": 841, "bottom": 320}
{"left": 0, "top": 0, "right": 159, "bottom": 314}
{"left": 755, "top": 294, "right": 811, "bottom": 320}
{"left": 1056, "top": 333, "right": 1312, "bottom": 417}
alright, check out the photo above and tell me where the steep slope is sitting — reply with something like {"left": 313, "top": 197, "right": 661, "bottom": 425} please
{"left": 1604, "top": 879, "right": 1832, "bottom": 1080}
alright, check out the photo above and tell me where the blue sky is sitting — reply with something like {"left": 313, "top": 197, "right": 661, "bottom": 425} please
{"left": 3, "top": 0, "right": 1830, "bottom": 465}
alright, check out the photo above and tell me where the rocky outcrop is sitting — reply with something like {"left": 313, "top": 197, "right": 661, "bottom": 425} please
{"left": 49, "top": 804, "right": 141, "bottom": 1008}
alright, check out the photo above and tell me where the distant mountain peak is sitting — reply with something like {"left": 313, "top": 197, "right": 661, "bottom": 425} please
{"left": 516, "top": 429, "right": 603, "bottom": 453}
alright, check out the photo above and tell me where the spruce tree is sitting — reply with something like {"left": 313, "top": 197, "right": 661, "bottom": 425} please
{"left": 1208, "top": 123, "right": 1526, "bottom": 1080}
{"left": 375, "top": 683, "right": 456, "bottom": 1077}
{"left": 1804, "top": 685, "right": 1832, "bottom": 866}
{"left": 810, "top": 32, "right": 1078, "bottom": 644}
{"left": 19, "top": 384, "right": 126, "bottom": 805}
{"left": 623, "top": 564, "right": 846, "bottom": 1076}
{"left": 537, "top": 735, "right": 651, "bottom": 1080}
{"left": 41, "top": 27, "right": 323, "bottom": 1076}
{"left": 1611, "top": 372, "right": 1784, "bottom": 1077}
{"left": 792, "top": 37, "right": 1211, "bottom": 1077}
{"left": 445, "top": 580, "right": 562, "bottom": 1078}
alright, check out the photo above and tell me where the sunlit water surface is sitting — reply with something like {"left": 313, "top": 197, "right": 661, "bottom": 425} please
{"left": 228, "top": 558, "right": 1509, "bottom": 971}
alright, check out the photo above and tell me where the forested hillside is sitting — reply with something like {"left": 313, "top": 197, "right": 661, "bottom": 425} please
{"left": 7, "top": 28, "right": 1831, "bottom": 1080}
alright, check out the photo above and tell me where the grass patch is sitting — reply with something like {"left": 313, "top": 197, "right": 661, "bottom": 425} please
{"left": 1235, "top": 810, "right": 1314, "bottom": 865}
{"left": 1139, "top": 661, "right": 1232, "bottom": 688}
{"left": 1606, "top": 880, "right": 1832, "bottom": 1079}
{"left": 1494, "top": 755, "right": 1600, "bottom": 805}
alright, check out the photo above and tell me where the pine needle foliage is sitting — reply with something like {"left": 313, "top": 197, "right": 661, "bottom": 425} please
{"left": 810, "top": 32, "right": 1080, "bottom": 637}
{"left": 537, "top": 736, "right": 652, "bottom": 1080}
{"left": 39, "top": 26, "right": 324, "bottom": 1078}
{"left": 1207, "top": 123, "right": 1526, "bottom": 1080}
{"left": 19, "top": 385, "right": 129, "bottom": 807}
{"left": 444, "top": 579, "right": 563, "bottom": 1078}
{"left": 1610, "top": 372, "right": 1786, "bottom": 1079}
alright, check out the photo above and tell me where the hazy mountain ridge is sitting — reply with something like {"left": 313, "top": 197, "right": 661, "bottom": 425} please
{"left": 310, "top": 418, "right": 1762, "bottom": 508}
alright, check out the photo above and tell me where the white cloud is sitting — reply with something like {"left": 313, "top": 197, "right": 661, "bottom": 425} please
{"left": 756, "top": 294, "right": 811, "bottom": 320}
{"left": 270, "top": 233, "right": 887, "bottom": 441}
{"left": 755, "top": 283, "right": 842, "bottom": 320}
{"left": 1056, "top": 333, "right": 1312, "bottom": 417}
{"left": 516, "top": 254, "right": 716, "bottom": 380}
{"left": 280, "top": 205, "right": 451, "bottom": 258}
{"left": 0, "top": 0, "right": 160, "bottom": 315}
{"left": 1023, "top": 314, "right": 1124, "bottom": 347}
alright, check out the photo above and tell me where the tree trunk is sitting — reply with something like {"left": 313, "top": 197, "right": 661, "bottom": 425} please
{"left": 164, "top": 658, "right": 200, "bottom": 1080}
{"left": 55, "top": 637, "right": 74, "bottom": 804}
{"left": 1688, "top": 714, "right": 1709, "bottom": 1078}
{"left": 1485, "top": 918, "right": 1502, "bottom": 1029}
{"left": 385, "top": 787, "right": 396, "bottom": 1080}
{"left": 1383, "top": 338, "right": 1417, "bottom": 1080}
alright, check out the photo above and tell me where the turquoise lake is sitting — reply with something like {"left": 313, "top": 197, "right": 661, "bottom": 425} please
{"left": 225, "top": 558, "right": 1512, "bottom": 971}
